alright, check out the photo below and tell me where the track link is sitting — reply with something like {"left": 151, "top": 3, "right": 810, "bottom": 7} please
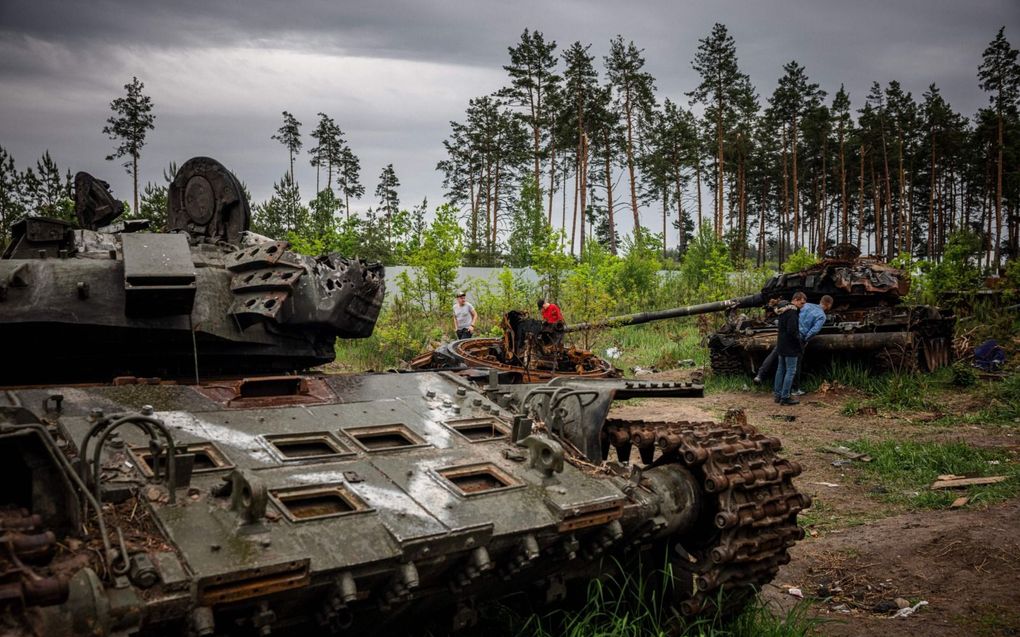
{"left": 603, "top": 416, "right": 809, "bottom": 615}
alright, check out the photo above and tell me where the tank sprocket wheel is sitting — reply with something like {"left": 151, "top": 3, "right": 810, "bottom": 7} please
{"left": 603, "top": 417, "right": 809, "bottom": 617}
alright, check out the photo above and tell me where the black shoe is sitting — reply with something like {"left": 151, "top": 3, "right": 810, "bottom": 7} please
{"left": 753, "top": 376, "right": 762, "bottom": 385}
{"left": 774, "top": 396, "right": 781, "bottom": 403}
{"left": 780, "top": 398, "right": 800, "bottom": 406}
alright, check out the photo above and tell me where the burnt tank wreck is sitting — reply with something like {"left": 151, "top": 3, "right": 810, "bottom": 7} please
{"left": 0, "top": 158, "right": 807, "bottom": 636}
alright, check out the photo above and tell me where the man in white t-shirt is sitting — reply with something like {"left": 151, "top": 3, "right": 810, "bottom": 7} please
{"left": 452, "top": 292, "right": 477, "bottom": 339}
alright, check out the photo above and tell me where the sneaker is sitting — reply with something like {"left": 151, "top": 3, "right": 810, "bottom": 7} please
{"left": 780, "top": 398, "right": 800, "bottom": 406}
{"left": 753, "top": 376, "right": 762, "bottom": 385}
{"left": 791, "top": 389, "right": 805, "bottom": 396}
{"left": 773, "top": 395, "right": 781, "bottom": 404}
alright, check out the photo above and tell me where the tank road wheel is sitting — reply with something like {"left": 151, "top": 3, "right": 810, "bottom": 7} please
{"left": 604, "top": 417, "right": 808, "bottom": 618}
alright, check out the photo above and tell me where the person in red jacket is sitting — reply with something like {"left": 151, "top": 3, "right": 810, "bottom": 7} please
{"left": 538, "top": 298, "right": 563, "bottom": 325}
{"left": 538, "top": 298, "right": 565, "bottom": 348}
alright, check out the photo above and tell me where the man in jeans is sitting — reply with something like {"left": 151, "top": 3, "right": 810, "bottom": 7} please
{"left": 452, "top": 292, "right": 477, "bottom": 340}
{"left": 754, "top": 294, "right": 833, "bottom": 390}
{"left": 774, "top": 291, "right": 807, "bottom": 405}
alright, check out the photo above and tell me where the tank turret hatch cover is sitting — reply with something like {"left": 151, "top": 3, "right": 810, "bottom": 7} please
{"left": 74, "top": 171, "right": 124, "bottom": 229}
{"left": 168, "top": 156, "right": 250, "bottom": 245}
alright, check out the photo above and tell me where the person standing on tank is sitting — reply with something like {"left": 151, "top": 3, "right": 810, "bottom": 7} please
{"left": 774, "top": 291, "right": 806, "bottom": 405}
{"left": 453, "top": 292, "right": 477, "bottom": 340}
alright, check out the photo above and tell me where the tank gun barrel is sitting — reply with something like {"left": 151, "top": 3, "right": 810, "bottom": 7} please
{"left": 564, "top": 293, "right": 763, "bottom": 333}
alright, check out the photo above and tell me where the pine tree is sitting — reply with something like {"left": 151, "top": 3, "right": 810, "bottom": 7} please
{"left": 375, "top": 164, "right": 401, "bottom": 244}
{"left": 309, "top": 113, "right": 344, "bottom": 192}
{"left": 689, "top": 23, "right": 751, "bottom": 238}
{"left": 499, "top": 29, "right": 560, "bottom": 216}
{"left": 337, "top": 145, "right": 365, "bottom": 219}
{"left": 770, "top": 61, "right": 825, "bottom": 252}
{"left": 605, "top": 36, "right": 657, "bottom": 241}
{"left": 271, "top": 111, "right": 302, "bottom": 181}
{"left": 978, "top": 26, "right": 1020, "bottom": 267}
{"left": 561, "top": 41, "right": 599, "bottom": 255}
{"left": 103, "top": 76, "right": 156, "bottom": 215}
{"left": 831, "top": 86, "right": 852, "bottom": 246}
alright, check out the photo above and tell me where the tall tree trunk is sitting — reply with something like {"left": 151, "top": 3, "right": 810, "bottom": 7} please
{"left": 662, "top": 194, "right": 668, "bottom": 258}
{"left": 580, "top": 132, "right": 589, "bottom": 256}
{"left": 695, "top": 148, "right": 703, "bottom": 233}
{"left": 994, "top": 115, "right": 1003, "bottom": 269}
{"left": 791, "top": 114, "right": 800, "bottom": 251}
{"left": 673, "top": 164, "right": 686, "bottom": 255}
{"left": 880, "top": 123, "right": 893, "bottom": 258}
{"left": 716, "top": 97, "right": 725, "bottom": 237}
{"left": 857, "top": 146, "right": 865, "bottom": 251}
{"left": 872, "top": 160, "right": 883, "bottom": 256}
{"left": 623, "top": 88, "right": 641, "bottom": 240}
{"left": 603, "top": 130, "right": 617, "bottom": 255}
{"left": 781, "top": 126, "right": 790, "bottom": 263}
{"left": 132, "top": 154, "right": 138, "bottom": 216}
{"left": 571, "top": 158, "right": 579, "bottom": 256}
{"left": 928, "top": 128, "right": 936, "bottom": 258}
{"left": 839, "top": 124, "right": 847, "bottom": 246}
{"left": 547, "top": 144, "right": 557, "bottom": 224}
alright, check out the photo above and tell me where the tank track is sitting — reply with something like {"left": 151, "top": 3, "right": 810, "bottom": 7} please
{"left": 709, "top": 344, "right": 749, "bottom": 376}
{"left": 603, "top": 416, "right": 808, "bottom": 615}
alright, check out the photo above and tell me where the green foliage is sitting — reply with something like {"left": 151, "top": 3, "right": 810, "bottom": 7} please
{"left": 562, "top": 243, "right": 617, "bottom": 349}
{"left": 678, "top": 227, "right": 733, "bottom": 302}
{"left": 252, "top": 172, "right": 308, "bottom": 238}
{"left": 781, "top": 247, "right": 818, "bottom": 273}
{"left": 506, "top": 177, "right": 546, "bottom": 267}
{"left": 846, "top": 439, "right": 1020, "bottom": 509}
{"left": 399, "top": 203, "right": 465, "bottom": 317}
{"left": 920, "top": 229, "right": 983, "bottom": 300}
{"left": 470, "top": 269, "right": 539, "bottom": 336}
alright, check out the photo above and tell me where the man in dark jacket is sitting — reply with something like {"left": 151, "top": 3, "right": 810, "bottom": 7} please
{"left": 774, "top": 291, "right": 807, "bottom": 405}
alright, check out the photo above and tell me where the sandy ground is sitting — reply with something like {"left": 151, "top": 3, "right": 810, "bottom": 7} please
{"left": 611, "top": 375, "right": 1020, "bottom": 637}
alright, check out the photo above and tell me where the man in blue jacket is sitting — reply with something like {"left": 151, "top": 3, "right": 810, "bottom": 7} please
{"left": 789, "top": 294, "right": 833, "bottom": 395}
{"left": 755, "top": 294, "right": 833, "bottom": 389}
{"left": 774, "top": 291, "right": 807, "bottom": 405}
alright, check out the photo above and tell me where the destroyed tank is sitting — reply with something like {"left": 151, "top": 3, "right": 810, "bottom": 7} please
{"left": 0, "top": 158, "right": 808, "bottom": 636}
{"left": 707, "top": 244, "right": 956, "bottom": 376}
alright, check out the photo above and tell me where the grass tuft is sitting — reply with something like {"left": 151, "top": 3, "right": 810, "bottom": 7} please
{"left": 844, "top": 439, "right": 1020, "bottom": 509}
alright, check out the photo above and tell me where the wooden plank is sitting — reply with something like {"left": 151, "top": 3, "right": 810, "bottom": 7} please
{"left": 930, "top": 476, "right": 1007, "bottom": 490}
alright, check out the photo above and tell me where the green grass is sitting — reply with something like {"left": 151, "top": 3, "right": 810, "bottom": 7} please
{"left": 796, "top": 498, "right": 879, "bottom": 534}
{"left": 844, "top": 439, "right": 1020, "bottom": 509}
{"left": 500, "top": 564, "right": 824, "bottom": 637}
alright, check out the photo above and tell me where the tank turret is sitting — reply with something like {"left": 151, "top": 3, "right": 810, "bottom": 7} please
{"left": 0, "top": 157, "right": 384, "bottom": 385}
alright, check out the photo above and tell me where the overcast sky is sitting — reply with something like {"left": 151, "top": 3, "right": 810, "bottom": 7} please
{"left": 0, "top": 0, "right": 1016, "bottom": 239}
